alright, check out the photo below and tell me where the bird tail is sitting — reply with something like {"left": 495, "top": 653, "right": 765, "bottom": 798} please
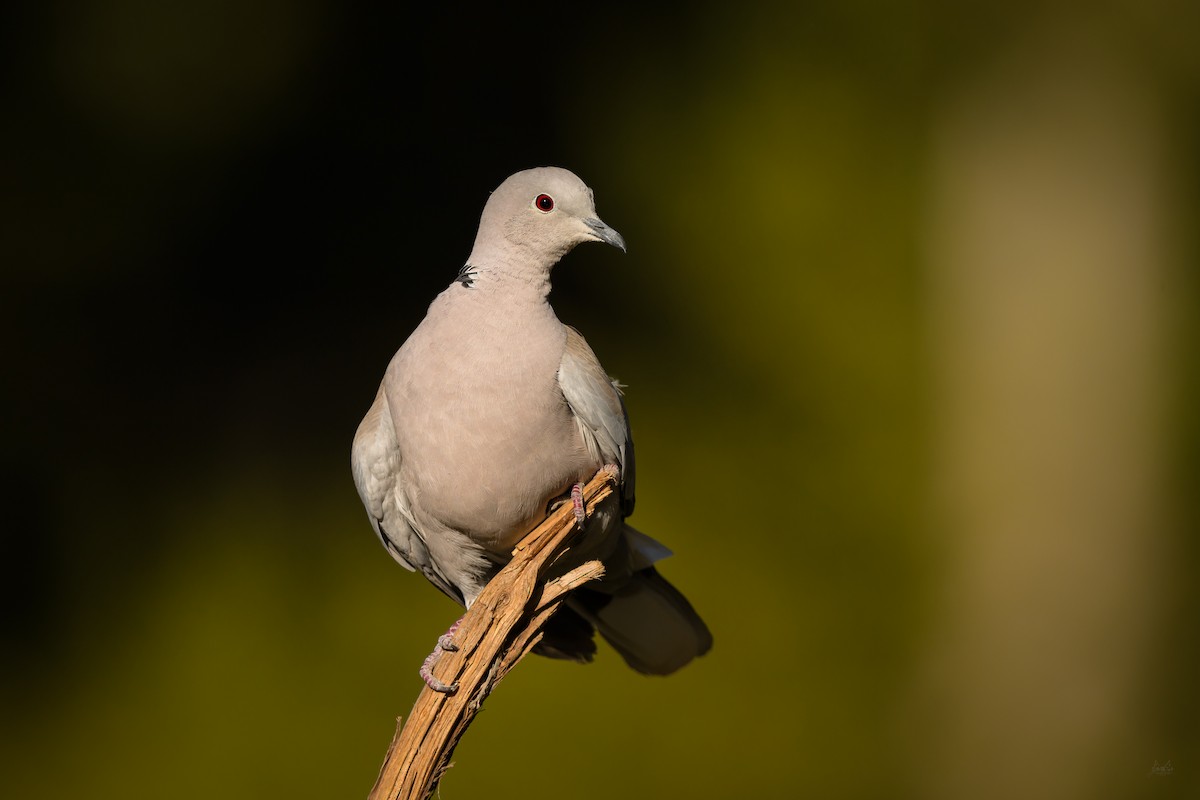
{"left": 568, "top": 566, "right": 712, "bottom": 675}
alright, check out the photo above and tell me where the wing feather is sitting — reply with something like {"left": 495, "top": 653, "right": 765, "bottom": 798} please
{"left": 351, "top": 387, "right": 418, "bottom": 570}
{"left": 557, "top": 326, "right": 636, "bottom": 516}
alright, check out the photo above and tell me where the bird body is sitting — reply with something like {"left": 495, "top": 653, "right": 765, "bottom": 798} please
{"left": 388, "top": 282, "right": 590, "bottom": 552}
{"left": 352, "top": 167, "right": 710, "bottom": 677}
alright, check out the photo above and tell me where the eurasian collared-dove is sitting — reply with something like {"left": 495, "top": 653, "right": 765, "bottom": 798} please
{"left": 351, "top": 167, "right": 711, "bottom": 691}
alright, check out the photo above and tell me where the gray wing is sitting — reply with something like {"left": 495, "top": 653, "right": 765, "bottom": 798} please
{"left": 351, "top": 386, "right": 416, "bottom": 570}
{"left": 351, "top": 385, "right": 466, "bottom": 602}
{"left": 557, "top": 326, "right": 636, "bottom": 516}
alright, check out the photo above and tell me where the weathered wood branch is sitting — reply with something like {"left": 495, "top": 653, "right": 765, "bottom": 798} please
{"left": 367, "top": 468, "right": 618, "bottom": 800}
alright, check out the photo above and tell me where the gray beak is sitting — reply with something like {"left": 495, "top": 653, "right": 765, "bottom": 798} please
{"left": 583, "top": 217, "right": 627, "bottom": 253}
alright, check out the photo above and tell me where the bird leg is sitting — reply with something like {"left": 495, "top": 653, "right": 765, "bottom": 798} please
{"left": 418, "top": 617, "right": 462, "bottom": 694}
{"left": 570, "top": 484, "right": 586, "bottom": 529}
{"left": 569, "top": 464, "right": 620, "bottom": 530}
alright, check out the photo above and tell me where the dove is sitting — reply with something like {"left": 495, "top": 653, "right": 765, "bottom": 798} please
{"left": 351, "top": 167, "right": 711, "bottom": 691}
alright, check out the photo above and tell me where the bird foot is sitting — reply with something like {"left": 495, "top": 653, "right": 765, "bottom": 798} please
{"left": 570, "top": 483, "right": 586, "bottom": 529}
{"left": 419, "top": 617, "right": 463, "bottom": 694}
{"left": 437, "top": 618, "right": 461, "bottom": 652}
{"left": 419, "top": 650, "right": 456, "bottom": 694}
{"left": 569, "top": 464, "right": 621, "bottom": 530}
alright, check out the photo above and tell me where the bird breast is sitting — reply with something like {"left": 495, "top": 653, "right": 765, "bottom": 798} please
{"left": 386, "top": 287, "right": 599, "bottom": 550}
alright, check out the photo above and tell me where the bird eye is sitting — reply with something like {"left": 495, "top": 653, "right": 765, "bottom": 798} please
{"left": 535, "top": 194, "right": 555, "bottom": 212}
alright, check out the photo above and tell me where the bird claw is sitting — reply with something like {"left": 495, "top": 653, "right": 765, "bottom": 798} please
{"left": 419, "top": 651, "right": 458, "bottom": 694}
{"left": 437, "top": 618, "right": 461, "bottom": 652}
{"left": 571, "top": 464, "right": 621, "bottom": 529}
{"left": 419, "top": 618, "right": 462, "bottom": 694}
{"left": 571, "top": 483, "right": 586, "bottom": 529}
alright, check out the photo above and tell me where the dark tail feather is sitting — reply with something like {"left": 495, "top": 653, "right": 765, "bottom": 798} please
{"left": 569, "top": 567, "right": 712, "bottom": 675}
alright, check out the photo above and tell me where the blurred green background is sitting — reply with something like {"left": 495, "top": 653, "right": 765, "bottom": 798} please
{"left": 3, "top": 2, "right": 1198, "bottom": 798}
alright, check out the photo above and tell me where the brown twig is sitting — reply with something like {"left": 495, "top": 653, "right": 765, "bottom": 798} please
{"left": 367, "top": 468, "right": 618, "bottom": 800}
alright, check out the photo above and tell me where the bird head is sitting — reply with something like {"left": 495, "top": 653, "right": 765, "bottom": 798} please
{"left": 466, "top": 167, "right": 625, "bottom": 275}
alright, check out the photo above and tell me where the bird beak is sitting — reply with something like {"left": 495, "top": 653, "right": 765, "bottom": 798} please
{"left": 583, "top": 218, "right": 627, "bottom": 253}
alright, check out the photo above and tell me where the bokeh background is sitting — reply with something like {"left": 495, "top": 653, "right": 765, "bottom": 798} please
{"left": 3, "top": 2, "right": 1198, "bottom": 798}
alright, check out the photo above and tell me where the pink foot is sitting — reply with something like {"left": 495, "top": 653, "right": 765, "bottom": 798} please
{"left": 437, "top": 618, "right": 461, "bottom": 652}
{"left": 570, "top": 483, "right": 586, "bottom": 529}
{"left": 418, "top": 617, "right": 463, "bottom": 694}
{"left": 570, "top": 464, "right": 621, "bottom": 530}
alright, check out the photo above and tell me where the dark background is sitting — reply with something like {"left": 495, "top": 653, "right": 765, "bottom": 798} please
{"left": 3, "top": 2, "right": 1198, "bottom": 798}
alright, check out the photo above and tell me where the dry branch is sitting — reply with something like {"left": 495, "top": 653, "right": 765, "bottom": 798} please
{"left": 367, "top": 468, "right": 618, "bottom": 800}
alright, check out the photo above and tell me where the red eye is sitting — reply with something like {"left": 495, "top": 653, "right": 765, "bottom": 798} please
{"left": 535, "top": 194, "right": 554, "bottom": 212}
